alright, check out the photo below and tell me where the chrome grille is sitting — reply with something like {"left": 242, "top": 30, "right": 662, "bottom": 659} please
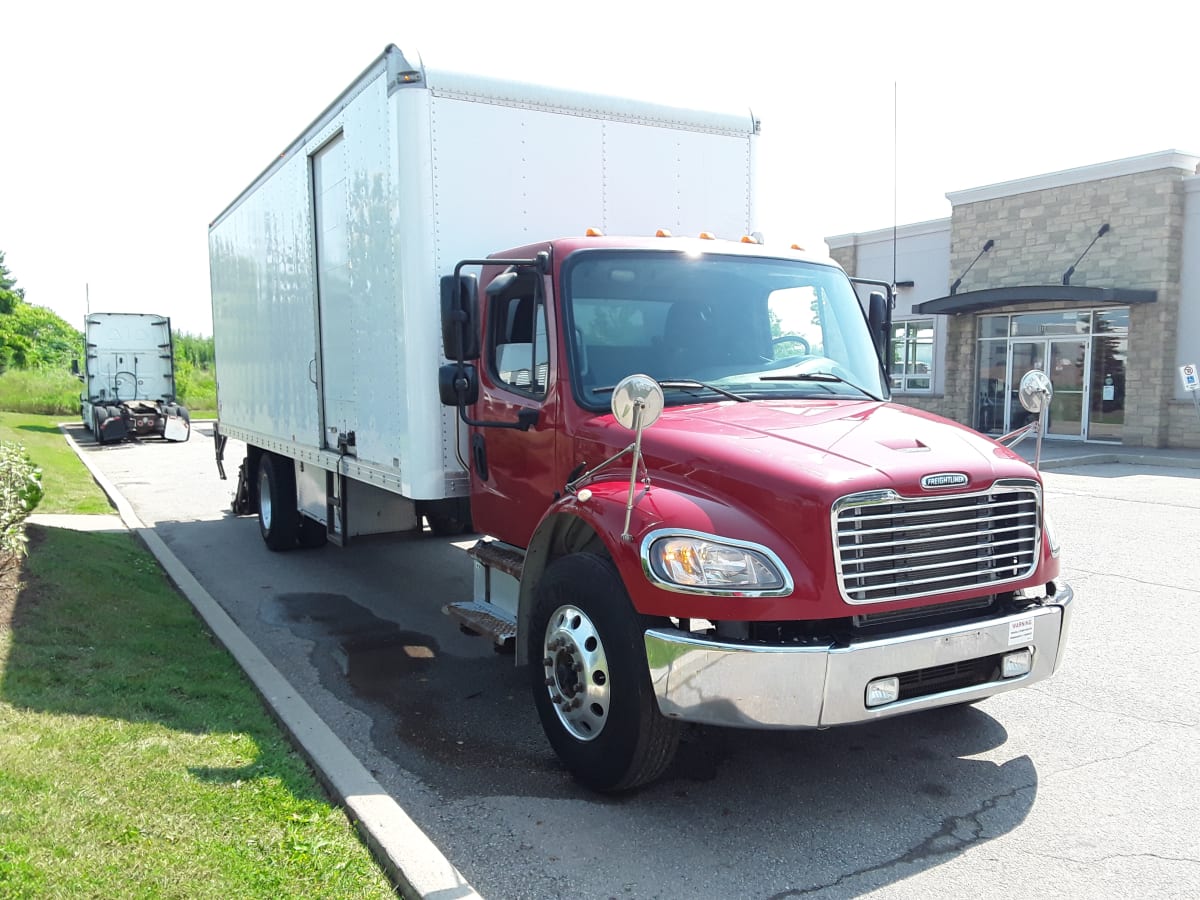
{"left": 833, "top": 481, "right": 1040, "bottom": 604}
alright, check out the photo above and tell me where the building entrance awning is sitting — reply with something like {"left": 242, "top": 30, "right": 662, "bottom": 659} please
{"left": 913, "top": 285, "right": 1158, "bottom": 315}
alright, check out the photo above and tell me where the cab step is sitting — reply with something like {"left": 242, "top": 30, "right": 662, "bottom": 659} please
{"left": 444, "top": 601, "right": 517, "bottom": 650}
{"left": 466, "top": 539, "right": 525, "bottom": 580}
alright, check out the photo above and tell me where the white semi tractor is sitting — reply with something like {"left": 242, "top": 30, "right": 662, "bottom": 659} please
{"left": 80, "top": 312, "right": 190, "bottom": 444}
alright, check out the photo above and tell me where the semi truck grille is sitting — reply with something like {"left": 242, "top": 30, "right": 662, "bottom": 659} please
{"left": 833, "top": 480, "right": 1040, "bottom": 604}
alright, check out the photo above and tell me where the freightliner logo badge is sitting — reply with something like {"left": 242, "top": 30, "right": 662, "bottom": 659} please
{"left": 921, "top": 472, "right": 969, "bottom": 489}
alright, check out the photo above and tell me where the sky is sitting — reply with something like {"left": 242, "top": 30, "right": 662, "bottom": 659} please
{"left": 2, "top": 0, "right": 1198, "bottom": 336}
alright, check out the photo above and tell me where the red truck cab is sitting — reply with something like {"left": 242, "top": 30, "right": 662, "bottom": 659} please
{"left": 441, "top": 234, "right": 1071, "bottom": 791}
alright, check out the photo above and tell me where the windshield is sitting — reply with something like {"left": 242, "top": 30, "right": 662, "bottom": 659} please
{"left": 563, "top": 250, "right": 888, "bottom": 408}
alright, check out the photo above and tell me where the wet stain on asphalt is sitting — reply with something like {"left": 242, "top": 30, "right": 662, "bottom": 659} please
{"left": 260, "top": 592, "right": 571, "bottom": 798}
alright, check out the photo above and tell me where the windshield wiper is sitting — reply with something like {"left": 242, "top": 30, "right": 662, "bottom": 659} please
{"left": 593, "top": 378, "right": 749, "bottom": 402}
{"left": 759, "top": 372, "right": 881, "bottom": 401}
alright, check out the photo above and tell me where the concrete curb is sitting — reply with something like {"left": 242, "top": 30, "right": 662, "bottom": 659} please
{"left": 1034, "top": 452, "right": 1200, "bottom": 471}
{"left": 58, "top": 426, "right": 481, "bottom": 900}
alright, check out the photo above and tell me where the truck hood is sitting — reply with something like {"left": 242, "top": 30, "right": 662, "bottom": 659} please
{"left": 628, "top": 398, "right": 1036, "bottom": 503}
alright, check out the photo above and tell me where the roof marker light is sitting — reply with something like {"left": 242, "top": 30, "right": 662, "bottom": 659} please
{"left": 656, "top": 228, "right": 673, "bottom": 238}
{"left": 698, "top": 232, "right": 716, "bottom": 240}
{"left": 791, "top": 243, "right": 806, "bottom": 251}
{"left": 741, "top": 235, "right": 758, "bottom": 244}
{"left": 586, "top": 227, "right": 604, "bottom": 237}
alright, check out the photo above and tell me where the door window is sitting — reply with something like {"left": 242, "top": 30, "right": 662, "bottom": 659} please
{"left": 491, "top": 288, "right": 549, "bottom": 396}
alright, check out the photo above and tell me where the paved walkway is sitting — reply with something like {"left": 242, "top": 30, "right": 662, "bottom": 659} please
{"left": 26, "top": 513, "right": 126, "bottom": 532}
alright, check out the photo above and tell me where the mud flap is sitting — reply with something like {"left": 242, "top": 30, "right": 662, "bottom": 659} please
{"left": 163, "top": 415, "right": 190, "bottom": 442}
{"left": 231, "top": 459, "right": 253, "bottom": 515}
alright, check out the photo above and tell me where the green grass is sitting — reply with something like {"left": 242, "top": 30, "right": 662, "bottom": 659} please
{"left": 0, "top": 413, "right": 111, "bottom": 515}
{"left": 0, "top": 527, "right": 398, "bottom": 899}
{"left": 0, "top": 370, "right": 82, "bottom": 417}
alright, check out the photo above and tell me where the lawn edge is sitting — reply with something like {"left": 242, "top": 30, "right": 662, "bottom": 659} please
{"left": 57, "top": 424, "right": 481, "bottom": 900}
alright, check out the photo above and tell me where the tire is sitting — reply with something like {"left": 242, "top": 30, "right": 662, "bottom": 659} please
{"left": 298, "top": 514, "right": 328, "bottom": 549}
{"left": 529, "top": 553, "right": 681, "bottom": 792}
{"left": 257, "top": 454, "right": 300, "bottom": 551}
{"left": 93, "top": 407, "right": 107, "bottom": 444}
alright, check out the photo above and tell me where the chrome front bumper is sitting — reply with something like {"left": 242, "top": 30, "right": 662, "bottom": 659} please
{"left": 643, "top": 582, "right": 1073, "bottom": 729}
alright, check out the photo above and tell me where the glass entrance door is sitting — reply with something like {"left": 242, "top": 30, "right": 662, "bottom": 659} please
{"left": 1006, "top": 341, "right": 1044, "bottom": 434}
{"left": 1046, "top": 339, "right": 1088, "bottom": 437}
{"left": 1005, "top": 339, "right": 1089, "bottom": 438}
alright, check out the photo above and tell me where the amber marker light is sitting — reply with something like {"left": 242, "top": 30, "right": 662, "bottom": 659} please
{"left": 585, "top": 227, "right": 604, "bottom": 237}
{"left": 655, "top": 228, "right": 673, "bottom": 237}
{"left": 741, "top": 235, "right": 758, "bottom": 244}
{"left": 790, "top": 243, "right": 806, "bottom": 251}
{"left": 698, "top": 232, "right": 716, "bottom": 240}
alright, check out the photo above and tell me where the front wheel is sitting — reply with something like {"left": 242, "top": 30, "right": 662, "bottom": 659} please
{"left": 529, "top": 553, "right": 681, "bottom": 792}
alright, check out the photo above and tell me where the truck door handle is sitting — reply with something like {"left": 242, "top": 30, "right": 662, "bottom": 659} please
{"left": 309, "top": 359, "right": 317, "bottom": 385}
{"left": 472, "top": 434, "right": 489, "bottom": 481}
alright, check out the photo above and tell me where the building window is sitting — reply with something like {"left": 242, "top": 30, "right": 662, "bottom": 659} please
{"left": 890, "top": 319, "right": 933, "bottom": 392}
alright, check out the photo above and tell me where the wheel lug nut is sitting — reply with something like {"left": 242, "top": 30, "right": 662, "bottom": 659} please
{"left": 543, "top": 657, "right": 554, "bottom": 667}
{"left": 544, "top": 676, "right": 554, "bottom": 686}
{"left": 572, "top": 662, "right": 583, "bottom": 672}
{"left": 551, "top": 693, "right": 564, "bottom": 705}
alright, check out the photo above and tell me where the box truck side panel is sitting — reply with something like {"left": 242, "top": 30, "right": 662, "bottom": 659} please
{"left": 600, "top": 121, "right": 753, "bottom": 238}
{"left": 307, "top": 72, "right": 453, "bottom": 500}
{"left": 428, "top": 94, "right": 606, "bottom": 267}
{"left": 390, "top": 86, "right": 467, "bottom": 500}
{"left": 210, "top": 154, "right": 321, "bottom": 449}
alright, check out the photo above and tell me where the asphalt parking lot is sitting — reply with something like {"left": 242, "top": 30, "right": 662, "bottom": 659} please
{"left": 68, "top": 423, "right": 1200, "bottom": 899}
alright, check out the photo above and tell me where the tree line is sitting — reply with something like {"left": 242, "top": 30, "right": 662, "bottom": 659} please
{"left": 0, "top": 250, "right": 214, "bottom": 376}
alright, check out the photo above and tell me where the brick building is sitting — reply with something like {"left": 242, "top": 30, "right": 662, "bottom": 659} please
{"left": 827, "top": 150, "right": 1200, "bottom": 449}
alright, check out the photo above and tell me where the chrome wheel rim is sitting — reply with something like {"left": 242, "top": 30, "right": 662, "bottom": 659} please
{"left": 542, "top": 604, "right": 610, "bottom": 741}
{"left": 258, "top": 466, "right": 273, "bottom": 530}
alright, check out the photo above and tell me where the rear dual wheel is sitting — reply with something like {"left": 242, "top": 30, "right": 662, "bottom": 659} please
{"left": 256, "top": 453, "right": 326, "bottom": 550}
{"left": 257, "top": 454, "right": 300, "bottom": 551}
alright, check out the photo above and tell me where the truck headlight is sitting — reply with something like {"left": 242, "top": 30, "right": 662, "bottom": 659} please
{"left": 1044, "top": 510, "right": 1061, "bottom": 558}
{"left": 642, "top": 530, "right": 791, "bottom": 595}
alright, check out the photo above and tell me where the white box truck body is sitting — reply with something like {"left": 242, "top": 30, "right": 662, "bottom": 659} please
{"left": 81, "top": 312, "right": 190, "bottom": 443}
{"left": 209, "top": 44, "right": 757, "bottom": 540}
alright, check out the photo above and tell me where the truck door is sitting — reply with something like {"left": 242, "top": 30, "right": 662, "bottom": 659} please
{"left": 469, "top": 270, "right": 559, "bottom": 547}
{"left": 311, "top": 132, "right": 357, "bottom": 451}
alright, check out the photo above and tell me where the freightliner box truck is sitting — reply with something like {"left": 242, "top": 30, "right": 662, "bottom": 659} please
{"left": 209, "top": 45, "right": 1072, "bottom": 791}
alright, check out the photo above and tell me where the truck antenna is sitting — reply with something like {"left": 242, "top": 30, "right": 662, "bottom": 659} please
{"left": 892, "top": 81, "right": 898, "bottom": 291}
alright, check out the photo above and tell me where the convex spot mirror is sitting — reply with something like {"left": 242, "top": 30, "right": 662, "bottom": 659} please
{"left": 1019, "top": 369, "right": 1053, "bottom": 413}
{"left": 611, "top": 374, "right": 664, "bottom": 431}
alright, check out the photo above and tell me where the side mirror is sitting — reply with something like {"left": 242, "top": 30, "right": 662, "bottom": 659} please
{"left": 867, "top": 291, "right": 888, "bottom": 361}
{"left": 1018, "top": 369, "right": 1053, "bottom": 413}
{"left": 440, "top": 274, "right": 480, "bottom": 361}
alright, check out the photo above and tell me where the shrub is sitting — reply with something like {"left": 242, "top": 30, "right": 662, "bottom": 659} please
{"left": 0, "top": 369, "right": 83, "bottom": 416}
{"left": 1, "top": 440, "right": 44, "bottom": 555}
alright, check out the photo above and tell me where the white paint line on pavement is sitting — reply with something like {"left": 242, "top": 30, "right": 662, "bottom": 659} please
{"left": 58, "top": 425, "right": 482, "bottom": 900}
